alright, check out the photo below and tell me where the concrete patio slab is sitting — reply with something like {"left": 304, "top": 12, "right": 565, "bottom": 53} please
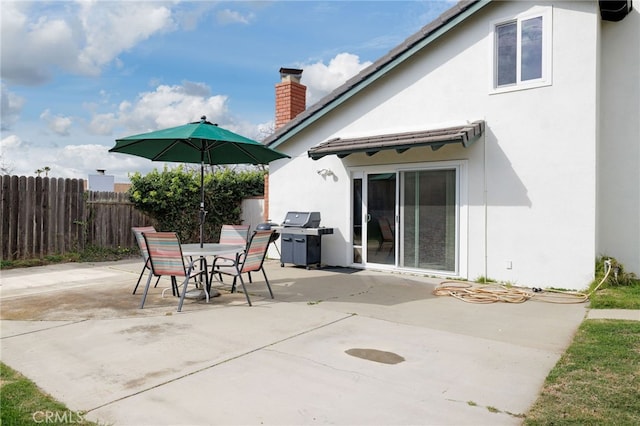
{"left": 586, "top": 308, "right": 640, "bottom": 321}
{"left": 0, "top": 259, "right": 596, "bottom": 425}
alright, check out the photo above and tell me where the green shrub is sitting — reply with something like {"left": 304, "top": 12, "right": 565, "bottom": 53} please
{"left": 129, "top": 166, "right": 266, "bottom": 243}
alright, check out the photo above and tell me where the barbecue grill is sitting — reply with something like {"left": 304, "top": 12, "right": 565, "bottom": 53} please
{"left": 274, "top": 212, "right": 333, "bottom": 269}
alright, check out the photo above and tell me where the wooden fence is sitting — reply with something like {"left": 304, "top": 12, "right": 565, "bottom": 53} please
{"left": 1, "top": 175, "right": 153, "bottom": 261}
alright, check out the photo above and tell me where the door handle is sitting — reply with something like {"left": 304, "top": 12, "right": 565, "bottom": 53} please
{"left": 366, "top": 214, "right": 371, "bottom": 222}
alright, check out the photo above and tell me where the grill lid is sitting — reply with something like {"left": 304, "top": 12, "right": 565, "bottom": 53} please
{"left": 282, "top": 211, "right": 321, "bottom": 228}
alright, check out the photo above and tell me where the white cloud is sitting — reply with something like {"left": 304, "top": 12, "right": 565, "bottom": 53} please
{"left": 75, "top": 1, "right": 174, "bottom": 76}
{"left": 0, "top": 134, "right": 157, "bottom": 182}
{"left": 1, "top": 83, "right": 26, "bottom": 130}
{"left": 181, "top": 81, "right": 212, "bottom": 97}
{"left": 173, "top": 2, "right": 217, "bottom": 31}
{"left": 301, "top": 53, "right": 372, "bottom": 105}
{"left": 0, "top": 1, "right": 175, "bottom": 85}
{"left": 40, "top": 109, "right": 73, "bottom": 136}
{"left": 60, "top": 144, "right": 150, "bottom": 180}
{"left": 88, "top": 112, "right": 118, "bottom": 136}
{"left": 78, "top": 80, "right": 235, "bottom": 138}
{"left": 117, "top": 82, "right": 229, "bottom": 134}
{"left": 216, "top": 9, "right": 254, "bottom": 25}
{"left": 1, "top": 134, "right": 23, "bottom": 150}
{"left": 0, "top": 2, "right": 77, "bottom": 85}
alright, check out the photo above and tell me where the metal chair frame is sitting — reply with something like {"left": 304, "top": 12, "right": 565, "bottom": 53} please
{"left": 211, "top": 230, "right": 274, "bottom": 306}
{"left": 131, "top": 226, "right": 161, "bottom": 294}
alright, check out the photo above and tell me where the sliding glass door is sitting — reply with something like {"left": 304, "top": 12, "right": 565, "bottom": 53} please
{"left": 352, "top": 166, "right": 459, "bottom": 274}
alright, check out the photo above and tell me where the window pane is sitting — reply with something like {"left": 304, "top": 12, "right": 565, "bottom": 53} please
{"left": 521, "top": 16, "right": 543, "bottom": 81}
{"left": 367, "top": 173, "right": 396, "bottom": 265}
{"left": 496, "top": 22, "right": 517, "bottom": 86}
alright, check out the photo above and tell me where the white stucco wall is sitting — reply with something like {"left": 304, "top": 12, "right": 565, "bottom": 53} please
{"left": 240, "top": 197, "right": 264, "bottom": 229}
{"left": 269, "top": 124, "right": 353, "bottom": 266}
{"left": 597, "top": 7, "right": 640, "bottom": 276}
{"left": 269, "top": 1, "right": 634, "bottom": 290}
{"left": 481, "top": 1, "right": 599, "bottom": 289}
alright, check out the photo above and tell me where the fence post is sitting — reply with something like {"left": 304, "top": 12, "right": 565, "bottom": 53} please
{"left": 35, "top": 176, "right": 44, "bottom": 258}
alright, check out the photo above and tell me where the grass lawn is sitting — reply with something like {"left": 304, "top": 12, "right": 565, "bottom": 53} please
{"left": 0, "top": 363, "right": 98, "bottom": 426}
{"left": 524, "top": 319, "right": 640, "bottom": 424}
{"left": 524, "top": 279, "right": 640, "bottom": 424}
{"left": 0, "top": 245, "right": 136, "bottom": 269}
{"left": 589, "top": 284, "right": 640, "bottom": 309}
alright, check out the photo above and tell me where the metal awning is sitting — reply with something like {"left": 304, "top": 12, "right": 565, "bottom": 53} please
{"left": 308, "top": 120, "right": 485, "bottom": 160}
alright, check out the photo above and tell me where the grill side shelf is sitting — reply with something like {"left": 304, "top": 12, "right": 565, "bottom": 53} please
{"left": 272, "top": 226, "right": 334, "bottom": 236}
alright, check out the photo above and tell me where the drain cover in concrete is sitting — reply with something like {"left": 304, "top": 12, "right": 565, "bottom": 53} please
{"left": 345, "top": 348, "right": 405, "bottom": 364}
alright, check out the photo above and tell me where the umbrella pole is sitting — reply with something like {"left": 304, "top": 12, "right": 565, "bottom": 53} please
{"left": 199, "top": 159, "right": 206, "bottom": 248}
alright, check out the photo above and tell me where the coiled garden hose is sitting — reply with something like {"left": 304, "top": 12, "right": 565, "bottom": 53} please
{"left": 433, "top": 260, "right": 613, "bottom": 304}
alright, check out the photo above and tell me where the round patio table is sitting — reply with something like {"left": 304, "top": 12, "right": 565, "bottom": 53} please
{"left": 181, "top": 243, "right": 244, "bottom": 298}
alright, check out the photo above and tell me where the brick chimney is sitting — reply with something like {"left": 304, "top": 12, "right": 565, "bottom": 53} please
{"left": 275, "top": 67, "right": 306, "bottom": 129}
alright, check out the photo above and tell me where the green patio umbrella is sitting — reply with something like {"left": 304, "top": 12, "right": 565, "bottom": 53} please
{"left": 110, "top": 116, "right": 289, "bottom": 246}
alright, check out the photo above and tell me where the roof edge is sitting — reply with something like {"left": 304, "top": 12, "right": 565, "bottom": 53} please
{"left": 265, "top": 0, "right": 490, "bottom": 149}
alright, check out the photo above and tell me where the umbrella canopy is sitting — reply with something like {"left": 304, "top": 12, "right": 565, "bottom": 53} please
{"left": 110, "top": 117, "right": 288, "bottom": 165}
{"left": 110, "top": 116, "right": 289, "bottom": 245}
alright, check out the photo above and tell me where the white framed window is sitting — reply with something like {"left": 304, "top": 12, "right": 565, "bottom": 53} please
{"left": 490, "top": 6, "right": 552, "bottom": 93}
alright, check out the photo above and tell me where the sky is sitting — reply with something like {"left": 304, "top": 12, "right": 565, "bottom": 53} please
{"left": 1, "top": 0, "right": 454, "bottom": 183}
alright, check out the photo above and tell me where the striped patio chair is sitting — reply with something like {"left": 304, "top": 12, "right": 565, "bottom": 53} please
{"left": 219, "top": 224, "right": 251, "bottom": 246}
{"left": 131, "top": 226, "right": 161, "bottom": 294}
{"left": 215, "top": 224, "right": 251, "bottom": 282}
{"left": 211, "top": 229, "right": 275, "bottom": 306}
{"left": 141, "top": 231, "right": 209, "bottom": 312}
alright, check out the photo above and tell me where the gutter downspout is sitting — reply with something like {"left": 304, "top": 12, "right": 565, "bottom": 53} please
{"left": 483, "top": 126, "right": 488, "bottom": 281}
